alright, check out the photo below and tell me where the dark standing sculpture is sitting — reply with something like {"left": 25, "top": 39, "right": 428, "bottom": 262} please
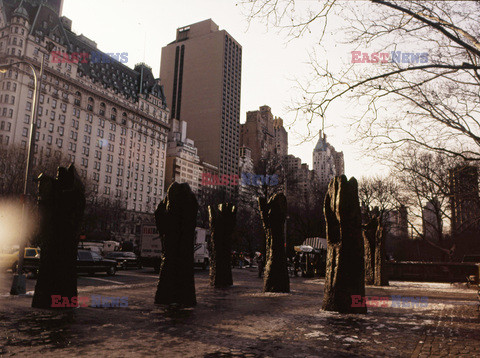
{"left": 363, "top": 217, "right": 378, "bottom": 286}
{"left": 32, "top": 165, "right": 85, "bottom": 309}
{"left": 258, "top": 193, "right": 289, "bottom": 293}
{"left": 374, "top": 221, "right": 389, "bottom": 286}
{"left": 208, "top": 203, "right": 236, "bottom": 288}
{"left": 363, "top": 215, "right": 389, "bottom": 286}
{"left": 322, "top": 175, "right": 366, "bottom": 314}
{"left": 154, "top": 182, "right": 198, "bottom": 307}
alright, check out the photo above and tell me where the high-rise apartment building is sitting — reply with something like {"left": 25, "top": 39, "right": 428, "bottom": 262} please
{"left": 313, "top": 131, "right": 344, "bottom": 188}
{"left": 285, "top": 154, "right": 316, "bottom": 201}
{"left": 160, "top": 19, "right": 241, "bottom": 198}
{"left": 240, "top": 105, "right": 274, "bottom": 166}
{"left": 0, "top": 1, "right": 170, "bottom": 220}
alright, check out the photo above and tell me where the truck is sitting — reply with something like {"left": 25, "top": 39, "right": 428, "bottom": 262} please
{"left": 77, "top": 241, "right": 120, "bottom": 255}
{"left": 194, "top": 227, "right": 210, "bottom": 270}
{"left": 139, "top": 224, "right": 163, "bottom": 273}
{"left": 139, "top": 225, "right": 210, "bottom": 272}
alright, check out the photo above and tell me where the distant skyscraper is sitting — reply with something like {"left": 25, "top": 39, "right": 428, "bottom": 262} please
{"left": 273, "top": 117, "right": 288, "bottom": 158}
{"left": 312, "top": 131, "right": 344, "bottom": 188}
{"left": 240, "top": 105, "right": 288, "bottom": 167}
{"left": 285, "top": 154, "right": 316, "bottom": 202}
{"left": 240, "top": 105, "right": 275, "bottom": 166}
{"left": 334, "top": 151, "right": 345, "bottom": 176}
{"left": 449, "top": 165, "right": 480, "bottom": 236}
{"left": 160, "top": 19, "right": 241, "bottom": 198}
{"left": 422, "top": 198, "right": 442, "bottom": 242}
{"left": 385, "top": 206, "right": 409, "bottom": 238}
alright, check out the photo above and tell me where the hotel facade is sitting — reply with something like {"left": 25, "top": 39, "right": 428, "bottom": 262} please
{"left": 0, "top": 0, "right": 170, "bottom": 240}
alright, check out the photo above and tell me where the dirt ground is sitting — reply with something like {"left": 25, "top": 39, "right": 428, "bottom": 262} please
{"left": 1, "top": 268, "right": 480, "bottom": 357}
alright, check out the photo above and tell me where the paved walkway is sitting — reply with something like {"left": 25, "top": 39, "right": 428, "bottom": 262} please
{"left": 1, "top": 269, "right": 479, "bottom": 357}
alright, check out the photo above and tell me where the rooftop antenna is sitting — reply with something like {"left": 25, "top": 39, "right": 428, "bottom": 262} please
{"left": 321, "top": 115, "right": 325, "bottom": 138}
{"left": 138, "top": 22, "right": 146, "bottom": 62}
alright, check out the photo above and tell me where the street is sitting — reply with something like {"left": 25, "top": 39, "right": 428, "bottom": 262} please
{"left": 0, "top": 268, "right": 161, "bottom": 296}
{"left": 1, "top": 268, "right": 480, "bottom": 357}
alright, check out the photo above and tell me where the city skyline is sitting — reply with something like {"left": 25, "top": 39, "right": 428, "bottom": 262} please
{"left": 60, "top": 0, "right": 369, "bottom": 179}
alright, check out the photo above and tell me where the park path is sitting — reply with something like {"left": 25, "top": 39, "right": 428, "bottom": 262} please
{"left": 1, "top": 269, "right": 479, "bottom": 357}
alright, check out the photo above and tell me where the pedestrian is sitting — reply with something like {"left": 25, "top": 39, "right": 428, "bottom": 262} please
{"left": 256, "top": 253, "right": 264, "bottom": 278}
{"left": 294, "top": 252, "right": 300, "bottom": 277}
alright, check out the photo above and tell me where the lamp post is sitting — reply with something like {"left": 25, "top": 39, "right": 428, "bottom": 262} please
{"left": 3, "top": 41, "right": 54, "bottom": 295}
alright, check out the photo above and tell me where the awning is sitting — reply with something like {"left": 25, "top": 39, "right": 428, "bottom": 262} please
{"left": 302, "top": 237, "right": 327, "bottom": 250}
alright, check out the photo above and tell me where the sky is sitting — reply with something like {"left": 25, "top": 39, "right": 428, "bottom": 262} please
{"left": 61, "top": 0, "right": 375, "bottom": 179}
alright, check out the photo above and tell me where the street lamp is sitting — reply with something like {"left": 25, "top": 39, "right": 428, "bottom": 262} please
{"left": 3, "top": 41, "right": 54, "bottom": 295}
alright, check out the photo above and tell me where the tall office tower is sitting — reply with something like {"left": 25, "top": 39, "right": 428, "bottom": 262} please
{"left": 449, "top": 165, "right": 480, "bottom": 236}
{"left": 313, "top": 131, "right": 342, "bottom": 188}
{"left": 160, "top": 19, "right": 241, "bottom": 198}
{"left": 273, "top": 117, "right": 288, "bottom": 157}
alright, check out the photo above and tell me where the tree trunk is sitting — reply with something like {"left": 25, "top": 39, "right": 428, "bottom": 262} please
{"left": 322, "top": 175, "right": 366, "bottom": 314}
{"left": 259, "top": 193, "right": 289, "bottom": 293}
{"left": 154, "top": 182, "right": 198, "bottom": 307}
{"left": 32, "top": 165, "right": 85, "bottom": 309}
{"left": 209, "top": 203, "right": 236, "bottom": 288}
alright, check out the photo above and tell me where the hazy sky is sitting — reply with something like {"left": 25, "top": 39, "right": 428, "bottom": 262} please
{"left": 62, "top": 0, "right": 375, "bottom": 178}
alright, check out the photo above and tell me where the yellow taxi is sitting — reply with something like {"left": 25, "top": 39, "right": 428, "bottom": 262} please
{"left": 0, "top": 247, "right": 40, "bottom": 272}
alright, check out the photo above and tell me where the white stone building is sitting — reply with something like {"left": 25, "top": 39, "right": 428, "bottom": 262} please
{"left": 165, "top": 119, "right": 202, "bottom": 194}
{"left": 0, "top": 2, "right": 170, "bottom": 238}
{"left": 312, "top": 131, "right": 344, "bottom": 188}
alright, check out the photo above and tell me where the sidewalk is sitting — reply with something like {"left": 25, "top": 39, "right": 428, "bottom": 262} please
{"left": 1, "top": 269, "right": 479, "bottom": 357}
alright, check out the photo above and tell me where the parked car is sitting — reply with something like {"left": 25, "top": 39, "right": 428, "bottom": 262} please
{"left": 77, "top": 249, "right": 117, "bottom": 276}
{"left": 3, "top": 249, "right": 117, "bottom": 276}
{"left": 104, "top": 251, "right": 142, "bottom": 270}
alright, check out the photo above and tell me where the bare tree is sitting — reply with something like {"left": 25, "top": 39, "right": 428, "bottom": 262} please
{"left": 244, "top": 151, "right": 287, "bottom": 203}
{"left": 0, "top": 144, "right": 70, "bottom": 200}
{"left": 286, "top": 173, "right": 326, "bottom": 253}
{"left": 388, "top": 146, "right": 477, "bottom": 260}
{"left": 242, "top": 1, "right": 480, "bottom": 161}
{"left": 358, "top": 175, "right": 399, "bottom": 223}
